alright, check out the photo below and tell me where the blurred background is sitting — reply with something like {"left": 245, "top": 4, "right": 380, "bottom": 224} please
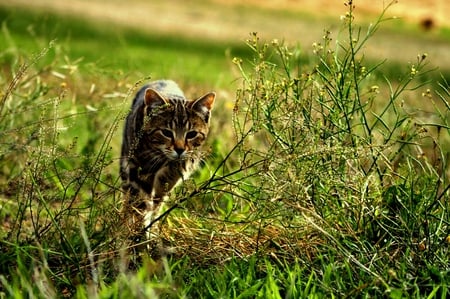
{"left": 1, "top": 0, "right": 449, "bottom": 72}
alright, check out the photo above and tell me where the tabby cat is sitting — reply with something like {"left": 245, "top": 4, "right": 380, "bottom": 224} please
{"left": 120, "top": 80, "right": 215, "bottom": 238}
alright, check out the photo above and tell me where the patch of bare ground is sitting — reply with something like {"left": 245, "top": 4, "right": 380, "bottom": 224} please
{"left": 215, "top": 0, "right": 449, "bottom": 28}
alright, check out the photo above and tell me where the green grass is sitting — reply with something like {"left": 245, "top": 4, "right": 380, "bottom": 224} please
{"left": 1, "top": 1, "right": 449, "bottom": 298}
{"left": 0, "top": 5, "right": 252, "bottom": 87}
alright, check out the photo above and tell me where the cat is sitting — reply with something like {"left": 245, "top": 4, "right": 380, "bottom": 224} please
{"left": 120, "top": 80, "right": 215, "bottom": 240}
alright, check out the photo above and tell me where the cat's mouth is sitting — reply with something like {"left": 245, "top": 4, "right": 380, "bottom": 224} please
{"left": 166, "top": 150, "right": 188, "bottom": 161}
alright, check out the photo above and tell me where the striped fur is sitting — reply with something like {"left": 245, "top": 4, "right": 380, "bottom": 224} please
{"left": 120, "top": 80, "right": 215, "bottom": 235}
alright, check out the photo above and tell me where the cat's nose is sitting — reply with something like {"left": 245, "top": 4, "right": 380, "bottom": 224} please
{"left": 174, "top": 147, "right": 185, "bottom": 157}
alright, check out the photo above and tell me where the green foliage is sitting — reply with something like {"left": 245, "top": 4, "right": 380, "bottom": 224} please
{"left": 0, "top": 1, "right": 449, "bottom": 298}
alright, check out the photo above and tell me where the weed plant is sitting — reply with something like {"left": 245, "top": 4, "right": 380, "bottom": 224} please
{"left": 0, "top": 1, "right": 449, "bottom": 298}
{"left": 218, "top": 1, "right": 449, "bottom": 297}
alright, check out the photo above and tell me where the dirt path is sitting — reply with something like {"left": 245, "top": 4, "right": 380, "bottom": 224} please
{"left": 217, "top": 0, "right": 449, "bottom": 28}
{"left": 1, "top": 0, "right": 449, "bottom": 70}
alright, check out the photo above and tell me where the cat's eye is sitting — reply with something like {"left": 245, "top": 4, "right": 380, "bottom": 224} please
{"left": 186, "top": 131, "right": 198, "bottom": 139}
{"left": 161, "top": 129, "right": 174, "bottom": 139}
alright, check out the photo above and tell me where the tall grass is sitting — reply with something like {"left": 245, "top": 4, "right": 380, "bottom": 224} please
{"left": 239, "top": 0, "right": 445, "bottom": 288}
{"left": 221, "top": 1, "right": 449, "bottom": 296}
{"left": 0, "top": 39, "right": 128, "bottom": 295}
{"left": 0, "top": 1, "right": 449, "bottom": 298}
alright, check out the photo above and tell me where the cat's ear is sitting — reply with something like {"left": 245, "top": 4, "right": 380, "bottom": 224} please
{"left": 144, "top": 88, "right": 168, "bottom": 108}
{"left": 189, "top": 92, "right": 216, "bottom": 121}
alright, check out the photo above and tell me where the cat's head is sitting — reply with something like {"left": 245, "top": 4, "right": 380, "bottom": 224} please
{"left": 142, "top": 88, "right": 215, "bottom": 160}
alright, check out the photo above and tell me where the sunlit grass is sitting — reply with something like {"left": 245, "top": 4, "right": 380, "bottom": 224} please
{"left": 0, "top": 5, "right": 252, "bottom": 88}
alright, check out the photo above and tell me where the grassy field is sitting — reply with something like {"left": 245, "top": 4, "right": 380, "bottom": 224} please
{"left": 0, "top": 0, "right": 449, "bottom": 298}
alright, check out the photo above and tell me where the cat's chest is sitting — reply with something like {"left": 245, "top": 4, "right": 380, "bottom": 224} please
{"left": 138, "top": 158, "right": 196, "bottom": 179}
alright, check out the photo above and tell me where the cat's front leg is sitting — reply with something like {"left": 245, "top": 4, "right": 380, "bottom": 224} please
{"left": 142, "top": 195, "right": 165, "bottom": 240}
{"left": 151, "top": 164, "right": 184, "bottom": 198}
